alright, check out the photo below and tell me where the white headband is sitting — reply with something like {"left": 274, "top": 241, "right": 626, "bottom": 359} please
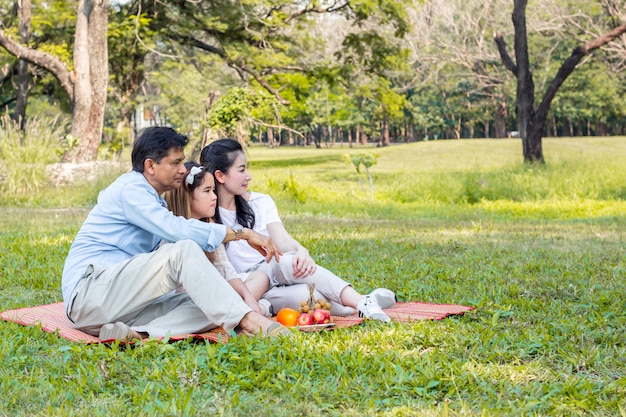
{"left": 186, "top": 166, "right": 203, "bottom": 186}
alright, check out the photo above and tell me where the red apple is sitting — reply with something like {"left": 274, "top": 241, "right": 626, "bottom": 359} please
{"left": 312, "top": 308, "right": 331, "bottom": 324}
{"left": 297, "top": 312, "right": 315, "bottom": 326}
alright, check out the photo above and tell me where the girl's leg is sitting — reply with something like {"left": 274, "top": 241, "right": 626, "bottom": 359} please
{"left": 244, "top": 270, "right": 271, "bottom": 300}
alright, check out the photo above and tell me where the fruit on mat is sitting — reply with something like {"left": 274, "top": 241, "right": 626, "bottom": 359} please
{"left": 312, "top": 308, "right": 331, "bottom": 324}
{"left": 276, "top": 308, "right": 299, "bottom": 327}
{"left": 297, "top": 312, "right": 315, "bottom": 326}
{"left": 297, "top": 283, "right": 332, "bottom": 314}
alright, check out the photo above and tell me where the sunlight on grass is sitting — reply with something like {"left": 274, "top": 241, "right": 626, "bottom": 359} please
{"left": 462, "top": 361, "right": 552, "bottom": 385}
{"left": 1, "top": 137, "right": 625, "bottom": 416}
{"left": 479, "top": 199, "right": 626, "bottom": 219}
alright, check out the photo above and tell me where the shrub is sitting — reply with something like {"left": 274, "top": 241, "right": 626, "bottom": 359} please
{"left": 0, "top": 115, "right": 67, "bottom": 197}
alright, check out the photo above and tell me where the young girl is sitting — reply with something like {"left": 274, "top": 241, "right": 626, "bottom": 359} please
{"left": 163, "top": 162, "right": 273, "bottom": 317}
{"left": 200, "top": 139, "right": 396, "bottom": 322}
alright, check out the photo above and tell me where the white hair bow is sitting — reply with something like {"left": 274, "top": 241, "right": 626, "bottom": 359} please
{"left": 186, "top": 166, "right": 203, "bottom": 186}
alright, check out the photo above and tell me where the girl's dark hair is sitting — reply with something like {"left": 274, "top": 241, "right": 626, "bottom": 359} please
{"left": 132, "top": 126, "right": 188, "bottom": 172}
{"left": 200, "top": 138, "right": 255, "bottom": 229}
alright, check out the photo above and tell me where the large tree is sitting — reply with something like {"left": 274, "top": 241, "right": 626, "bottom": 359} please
{"left": 0, "top": 0, "right": 109, "bottom": 163}
{"left": 494, "top": 0, "right": 626, "bottom": 163}
{"left": 12, "top": 0, "right": 31, "bottom": 129}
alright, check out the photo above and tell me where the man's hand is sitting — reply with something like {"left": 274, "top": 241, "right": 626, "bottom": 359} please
{"left": 246, "top": 229, "right": 282, "bottom": 263}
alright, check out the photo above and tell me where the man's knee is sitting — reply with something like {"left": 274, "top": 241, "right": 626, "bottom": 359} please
{"left": 169, "top": 240, "right": 205, "bottom": 260}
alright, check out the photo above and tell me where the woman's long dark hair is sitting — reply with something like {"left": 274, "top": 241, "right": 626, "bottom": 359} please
{"left": 200, "top": 139, "right": 255, "bottom": 229}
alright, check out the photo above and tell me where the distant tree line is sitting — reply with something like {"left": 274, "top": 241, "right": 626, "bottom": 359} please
{"left": 0, "top": 0, "right": 625, "bottom": 163}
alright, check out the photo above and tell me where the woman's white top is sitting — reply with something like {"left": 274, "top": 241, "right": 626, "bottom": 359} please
{"left": 219, "top": 192, "right": 282, "bottom": 274}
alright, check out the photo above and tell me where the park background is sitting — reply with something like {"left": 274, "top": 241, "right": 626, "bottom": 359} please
{"left": 1, "top": 0, "right": 626, "bottom": 416}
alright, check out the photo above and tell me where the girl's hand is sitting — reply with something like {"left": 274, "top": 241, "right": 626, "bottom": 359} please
{"left": 244, "top": 295, "right": 262, "bottom": 315}
{"left": 292, "top": 246, "right": 316, "bottom": 278}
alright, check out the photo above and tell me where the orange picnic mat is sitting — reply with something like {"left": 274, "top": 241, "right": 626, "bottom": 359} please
{"left": 1, "top": 301, "right": 473, "bottom": 344}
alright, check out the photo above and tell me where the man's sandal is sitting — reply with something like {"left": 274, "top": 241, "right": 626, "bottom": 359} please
{"left": 239, "top": 322, "right": 293, "bottom": 338}
{"left": 264, "top": 322, "right": 293, "bottom": 338}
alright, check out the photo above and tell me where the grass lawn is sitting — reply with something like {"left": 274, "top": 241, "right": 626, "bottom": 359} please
{"left": 1, "top": 137, "right": 625, "bottom": 416}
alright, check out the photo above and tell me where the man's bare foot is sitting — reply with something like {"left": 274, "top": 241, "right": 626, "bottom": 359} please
{"left": 239, "top": 312, "right": 292, "bottom": 338}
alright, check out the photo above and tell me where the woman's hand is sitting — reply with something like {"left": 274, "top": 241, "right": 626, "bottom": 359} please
{"left": 292, "top": 246, "right": 316, "bottom": 278}
{"left": 245, "top": 229, "right": 282, "bottom": 263}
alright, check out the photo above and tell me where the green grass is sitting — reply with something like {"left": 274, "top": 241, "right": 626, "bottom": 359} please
{"left": 1, "top": 137, "right": 625, "bottom": 416}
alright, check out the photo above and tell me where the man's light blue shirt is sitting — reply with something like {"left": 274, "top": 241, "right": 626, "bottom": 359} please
{"left": 61, "top": 171, "right": 226, "bottom": 306}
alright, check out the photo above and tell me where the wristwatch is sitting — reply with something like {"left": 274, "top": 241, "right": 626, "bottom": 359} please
{"left": 232, "top": 223, "right": 244, "bottom": 241}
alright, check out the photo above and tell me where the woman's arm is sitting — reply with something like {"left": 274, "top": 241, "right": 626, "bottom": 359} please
{"left": 266, "top": 222, "right": 316, "bottom": 278}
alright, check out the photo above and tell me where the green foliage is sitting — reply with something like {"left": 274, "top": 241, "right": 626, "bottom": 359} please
{"left": 0, "top": 115, "right": 65, "bottom": 196}
{"left": 208, "top": 87, "right": 275, "bottom": 138}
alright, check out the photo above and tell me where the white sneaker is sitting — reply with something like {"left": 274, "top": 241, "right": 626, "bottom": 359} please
{"left": 258, "top": 299, "right": 274, "bottom": 318}
{"left": 357, "top": 296, "right": 390, "bottom": 323}
{"left": 369, "top": 288, "right": 396, "bottom": 309}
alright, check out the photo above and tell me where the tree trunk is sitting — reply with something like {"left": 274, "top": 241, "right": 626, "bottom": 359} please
{"left": 357, "top": 123, "right": 367, "bottom": 145}
{"left": 267, "top": 127, "right": 276, "bottom": 148}
{"left": 597, "top": 120, "right": 606, "bottom": 136}
{"left": 67, "top": 0, "right": 109, "bottom": 162}
{"left": 13, "top": 0, "right": 31, "bottom": 130}
{"left": 510, "top": 0, "right": 542, "bottom": 162}
{"left": 381, "top": 116, "right": 390, "bottom": 146}
{"left": 0, "top": 0, "right": 109, "bottom": 163}
{"left": 495, "top": 1, "right": 626, "bottom": 163}
{"left": 563, "top": 119, "right": 572, "bottom": 136}
{"left": 494, "top": 98, "right": 507, "bottom": 138}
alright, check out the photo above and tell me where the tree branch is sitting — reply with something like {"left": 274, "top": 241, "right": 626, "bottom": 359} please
{"left": 229, "top": 60, "right": 290, "bottom": 105}
{"left": 580, "top": 21, "right": 626, "bottom": 53}
{"left": 536, "top": 22, "right": 626, "bottom": 118}
{"left": 171, "top": 33, "right": 291, "bottom": 105}
{"left": 249, "top": 117, "right": 304, "bottom": 138}
{"left": 167, "top": 34, "right": 227, "bottom": 58}
{"left": 493, "top": 32, "right": 517, "bottom": 75}
{"left": 284, "top": 1, "right": 350, "bottom": 23}
{"left": 0, "top": 30, "right": 75, "bottom": 102}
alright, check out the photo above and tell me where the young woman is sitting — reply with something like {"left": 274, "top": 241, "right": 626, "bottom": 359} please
{"left": 163, "top": 162, "right": 273, "bottom": 317}
{"left": 200, "top": 139, "right": 396, "bottom": 322}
